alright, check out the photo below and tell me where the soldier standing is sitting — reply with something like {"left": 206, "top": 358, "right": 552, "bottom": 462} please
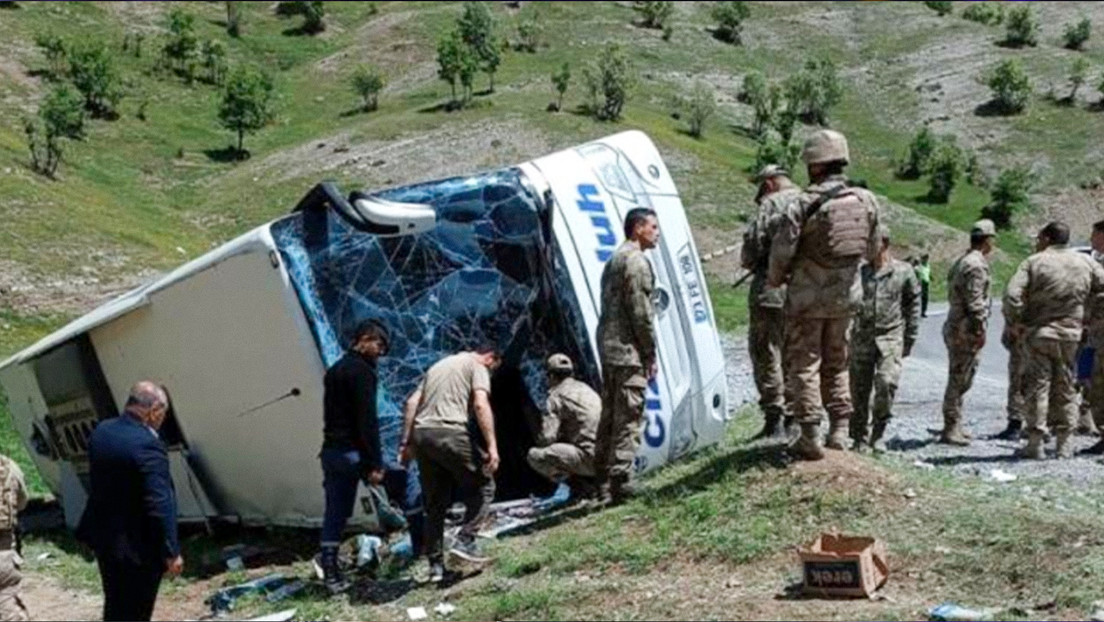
{"left": 0, "top": 454, "right": 27, "bottom": 622}
{"left": 939, "top": 219, "right": 997, "bottom": 445}
{"left": 768, "top": 130, "right": 881, "bottom": 460}
{"left": 527, "top": 354, "right": 601, "bottom": 500}
{"left": 1082, "top": 219, "right": 1104, "bottom": 455}
{"left": 995, "top": 326, "right": 1027, "bottom": 440}
{"left": 595, "top": 207, "right": 659, "bottom": 503}
{"left": 1003, "top": 221, "right": 1104, "bottom": 459}
{"left": 849, "top": 229, "right": 920, "bottom": 453}
{"left": 740, "top": 164, "right": 802, "bottom": 439}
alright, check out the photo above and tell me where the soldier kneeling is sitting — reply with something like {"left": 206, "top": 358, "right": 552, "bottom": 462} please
{"left": 527, "top": 354, "right": 602, "bottom": 502}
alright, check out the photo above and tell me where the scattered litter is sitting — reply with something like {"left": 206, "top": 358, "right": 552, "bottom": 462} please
{"left": 246, "top": 609, "right": 297, "bottom": 622}
{"left": 356, "top": 534, "right": 383, "bottom": 568}
{"left": 1090, "top": 600, "right": 1104, "bottom": 621}
{"left": 799, "top": 533, "right": 888, "bottom": 598}
{"left": 934, "top": 546, "right": 952, "bottom": 555}
{"left": 927, "top": 602, "right": 1000, "bottom": 621}
{"left": 988, "top": 469, "right": 1017, "bottom": 483}
{"left": 207, "top": 574, "right": 305, "bottom": 614}
{"left": 35, "top": 552, "right": 51, "bottom": 562}
{"left": 724, "top": 577, "right": 743, "bottom": 588}
{"left": 913, "top": 460, "right": 935, "bottom": 471}
{"left": 406, "top": 606, "right": 428, "bottom": 621}
{"left": 903, "top": 488, "right": 918, "bottom": 499}
{"left": 434, "top": 603, "right": 457, "bottom": 616}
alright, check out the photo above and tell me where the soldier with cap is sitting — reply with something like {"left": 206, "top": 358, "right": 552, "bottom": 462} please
{"left": 527, "top": 353, "right": 601, "bottom": 500}
{"left": 940, "top": 219, "right": 997, "bottom": 445}
{"left": 849, "top": 228, "right": 920, "bottom": 453}
{"left": 1082, "top": 220, "right": 1104, "bottom": 455}
{"left": 0, "top": 454, "right": 27, "bottom": 621}
{"left": 1004, "top": 221, "right": 1104, "bottom": 459}
{"left": 741, "top": 164, "right": 802, "bottom": 439}
{"left": 768, "top": 129, "right": 881, "bottom": 460}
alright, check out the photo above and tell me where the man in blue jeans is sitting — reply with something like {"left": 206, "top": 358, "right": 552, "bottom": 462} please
{"left": 317, "top": 319, "right": 389, "bottom": 594}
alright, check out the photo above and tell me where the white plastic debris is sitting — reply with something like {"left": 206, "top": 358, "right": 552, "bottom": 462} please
{"left": 988, "top": 469, "right": 1017, "bottom": 483}
{"left": 407, "top": 606, "right": 428, "bottom": 621}
{"left": 434, "top": 603, "right": 457, "bottom": 616}
{"left": 35, "top": 552, "right": 51, "bottom": 561}
{"left": 913, "top": 460, "right": 935, "bottom": 471}
{"left": 247, "top": 609, "right": 297, "bottom": 622}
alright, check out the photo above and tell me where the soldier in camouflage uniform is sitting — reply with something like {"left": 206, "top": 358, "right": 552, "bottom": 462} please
{"left": 0, "top": 454, "right": 28, "bottom": 622}
{"left": 849, "top": 229, "right": 920, "bottom": 453}
{"left": 595, "top": 207, "right": 659, "bottom": 503}
{"left": 1083, "top": 220, "right": 1104, "bottom": 455}
{"left": 996, "top": 326, "right": 1027, "bottom": 440}
{"left": 1003, "top": 221, "right": 1104, "bottom": 459}
{"left": 527, "top": 354, "right": 601, "bottom": 500}
{"left": 741, "top": 164, "right": 802, "bottom": 439}
{"left": 768, "top": 130, "right": 881, "bottom": 460}
{"left": 939, "top": 219, "right": 997, "bottom": 445}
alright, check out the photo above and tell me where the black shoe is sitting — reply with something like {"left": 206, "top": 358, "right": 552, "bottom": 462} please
{"left": 752, "top": 417, "right": 784, "bottom": 440}
{"left": 994, "top": 420, "right": 1023, "bottom": 441}
{"left": 1080, "top": 439, "right": 1104, "bottom": 456}
{"left": 610, "top": 480, "right": 638, "bottom": 506}
{"left": 428, "top": 560, "right": 445, "bottom": 583}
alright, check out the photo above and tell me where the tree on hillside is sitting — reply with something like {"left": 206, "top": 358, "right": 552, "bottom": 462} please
{"left": 673, "top": 81, "right": 716, "bottom": 138}
{"left": 582, "top": 42, "right": 635, "bottom": 121}
{"left": 926, "top": 139, "right": 964, "bottom": 203}
{"left": 1064, "top": 18, "right": 1091, "bottom": 51}
{"left": 1068, "top": 57, "right": 1090, "bottom": 103}
{"left": 550, "top": 62, "right": 570, "bottom": 111}
{"left": 961, "top": 2, "right": 1003, "bottom": 26}
{"left": 897, "top": 126, "right": 936, "bottom": 179}
{"left": 458, "top": 1, "right": 501, "bottom": 92}
{"left": 68, "top": 41, "right": 124, "bottom": 118}
{"left": 202, "top": 40, "right": 228, "bottom": 86}
{"left": 924, "top": 1, "right": 952, "bottom": 17}
{"left": 351, "top": 65, "right": 385, "bottom": 111}
{"left": 711, "top": 1, "right": 750, "bottom": 44}
{"left": 34, "top": 33, "right": 67, "bottom": 79}
{"left": 741, "top": 71, "right": 780, "bottom": 137}
{"left": 985, "top": 58, "right": 1031, "bottom": 114}
{"left": 217, "top": 66, "right": 275, "bottom": 158}
{"left": 227, "top": 2, "right": 243, "bottom": 38}
{"left": 24, "top": 84, "right": 86, "bottom": 177}
{"left": 437, "top": 29, "right": 472, "bottom": 105}
{"left": 981, "top": 166, "right": 1033, "bottom": 229}
{"left": 276, "top": 1, "right": 325, "bottom": 34}
{"left": 783, "top": 58, "right": 842, "bottom": 126}
{"left": 163, "top": 9, "right": 200, "bottom": 81}
{"left": 753, "top": 129, "right": 800, "bottom": 172}
{"left": 514, "top": 11, "right": 543, "bottom": 53}
{"left": 634, "top": 1, "right": 673, "bottom": 30}
{"left": 1003, "top": 5, "right": 1038, "bottom": 47}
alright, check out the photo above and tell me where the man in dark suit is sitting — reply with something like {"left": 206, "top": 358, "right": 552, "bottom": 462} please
{"left": 77, "top": 381, "right": 182, "bottom": 622}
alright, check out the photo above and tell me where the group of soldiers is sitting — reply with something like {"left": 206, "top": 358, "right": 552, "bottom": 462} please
{"left": 742, "top": 128, "right": 1104, "bottom": 461}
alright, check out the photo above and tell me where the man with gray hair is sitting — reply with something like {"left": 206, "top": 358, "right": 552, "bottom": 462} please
{"left": 78, "top": 381, "right": 182, "bottom": 622}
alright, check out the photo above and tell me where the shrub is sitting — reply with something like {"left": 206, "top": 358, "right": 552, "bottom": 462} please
{"left": 783, "top": 58, "right": 842, "bottom": 126}
{"left": 515, "top": 12, "right": 543, "bottom": 52}
{"left": 202, "top": 40, "right": 228, "bottom": 86}
{"left": 34, "top": 33, "right": 67, "bottom": 78}
{"left": 924, "top": 1, "right": 952, "bottom": 17}
{"left": 68, "top": 41, "right": 124, "bottom": 118}
{"left": 1069, "top": 57, "right": 1090, "bottom": 102}
{"left": 897, "top": 126, "right": 937, "bottom": 179}
{"left": 276, "top": 1, "right": 325, "bottom": 34}
{"left": 217, "top": 66, "right": 275, "bottom": 158}
{"left": 742, "top": 71, "right": 781, "bottom": 137}
{"left": 1003, "top": 5, "right": 1038, "bottom": 47}
{"left": 436, "top": 29, "right": 477, "bottom": 104}
{"left": 711, "top": 1, "right": 750, "bottom": 44}
{"left": 227, "top": 2, "right": 242, "bottom": 38}
{"left": 162, "top": 9, "right": 199, "bottom": 80}
{"left": 582, "top": 43, "right": 635, "bottom": 121}
{"left": 982, "top": 166, "right": 1033, "bottom": 229}
{"left": 753, "top": 130, "right": 800, "bottom": 173}
{"left": 1063, "top": 18, "right": 1091, "bottom": 51}
{"left": 25, "top": 84, "right": 85, "bottom": 177}
{"left": 674, "top": 81, "right": 715, "bottom": 138}
{"left": 634, "top": 1, "right": 673, "bottom": 29}
{"left": 986, "top": 59, "right": 1031, "bottom": 114}
{"left": 962, "top": 2, "right": 1003, "bottom": 26}
{"left": 351, "top": 65, "right": 385, "bottom": 111}
{"left": 926, "top": 140, "right": 964, "bottom": 203}
{"left": 458, "top": 1, "right": 501, "bottom": 91}
{"left": 550, "top": 62, "right": 570, "bottom": 111}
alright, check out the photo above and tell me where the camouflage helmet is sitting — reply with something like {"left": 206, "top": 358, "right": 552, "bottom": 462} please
{"left": 971, "top": 219, "right": 997, "bottom": 238}
{"left": 546, "top": 353, "right": 574, "bottom": 374}
{"left": 801, "top": 129, "right": 850, "bottom": 165}
{"left": 754, "top": 164, "right": 789, "bottom": 182}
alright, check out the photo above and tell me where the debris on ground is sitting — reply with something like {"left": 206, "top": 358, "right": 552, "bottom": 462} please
{"left": 799, "top": 533, "right": 889, "bottom": 598}
{"left": 987, "top": 469, "right": 1017, "bottom": 483}
{"left": 927, "top": 602, "right": 1001, "bottom": 621}
{"left": 1090, "top": 600, "right": 1104, "bottom": 622}
{"left": 35, "top": 552, "right": 51, "bottom": 562}
{"left": 477, "top": 484, "right": 575, "bottom": 538}
{"left": 245, "top": 609, "right": 297, "bottom": 622}
{"left": 913, "top": 460, "right": 936, "bottom": 471}
{"left": 434, "top": 602, "right": 457, "bottom": 616}
{"left": 406, "top": 606, "right": 428, "bottom": 621}
{"left": 207, "top": 574, "right": 306, "bottom": 614}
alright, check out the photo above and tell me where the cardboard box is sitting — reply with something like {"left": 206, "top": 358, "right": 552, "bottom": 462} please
{"left": 799, "top": 533, "right": 888, "bottom": 598}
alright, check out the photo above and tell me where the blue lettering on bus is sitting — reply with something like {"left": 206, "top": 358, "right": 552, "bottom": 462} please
{"left": 643, "top": 377, "right": 665, "bottom": 448}
{"left": 576, "top": 183, "right": 617, "bottom": 262}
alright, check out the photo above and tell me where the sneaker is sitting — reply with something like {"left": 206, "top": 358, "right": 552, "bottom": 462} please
{"left": 428, "top": 561, "right": 445, "bottom": 584}
{"left": 449, "top": 537, "right": 491, "bottom": 563}
{"left": 325, "top": 576, "right": 351, "bottom": 594}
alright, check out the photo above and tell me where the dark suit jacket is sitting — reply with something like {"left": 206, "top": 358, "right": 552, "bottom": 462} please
{"left": 77, "top": 415, "right": 180, "bottom": 567}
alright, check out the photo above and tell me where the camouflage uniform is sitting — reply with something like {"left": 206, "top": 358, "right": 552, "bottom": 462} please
{"left": 1002, "top": 328, "right": 1027, "bottom": 426}
{"left": 768, "top": 175, "right": 881, "bottom": 439}
{"left": 527, "top": 377, "right": 601, "bottom": 482}
{"left": 1004, "top": 245, "right": 1104, "bottom": 457}
{"left": 595, "top": 240, "right": 656, "bottom": 495}
{"left": 0, "top": 456, "right": 27, "bottom": 622}
{"left": 941, "top": 249, "right": 991, "bottom": 437}
{"left": 741, "top": 179, "right": 802, "bottom": 430}
{"left": 849, "top": 258, "right": 920, "bottom": 447}
{"left": 1091, "top": 253, "right": 1104, "bottom": 433}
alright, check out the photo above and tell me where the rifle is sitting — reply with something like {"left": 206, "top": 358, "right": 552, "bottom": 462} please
{"left": 732, "top": 270, "right": 755, "bottom": 289}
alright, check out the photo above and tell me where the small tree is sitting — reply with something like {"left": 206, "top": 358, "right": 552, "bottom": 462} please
{"left": 436, "top": 30, "right": 466, "bottom": 104}
{"left": 163, "top": 9, "right": 199, "bottom": 80}
{"left": 458, "top": 1, "right": 500, "bottom": 91}
{"left": 986, "top": 58, "right": 1031, "bottom": 114}
{"left": 218, "top": 66, "right": 275, "bottom": 158}
{"left": 301, "top": 1, "right": 325, "bottom": 34}
{"left": 897, "top": 126, "right": 937, "bottom": 179}
{"left": 742, "top": 71, "right": 781, "bottom": 138}
{"left": 351, "top": 65, "right": 385, "bottom": 111}
{"left": 711, "top": 1, "right": 750, "bottom": 45}
{"left": 550, "top": 62, "right": 570, "bottom": 111}
{"left": 634, "top": 1, "right": 673, "bottom": 29}
{"left": 1003, "top": 5, "right": 1038, "bottom": 47}
{"left": 924, "top": 1, "right": 952, "bottom": 17}
{"left": 982, "top": 166, "right": 1033, "bottom": 229}
{"left": 515, "top": 12, "right": 543, "bottom": 52}
{"left": 962, "top": 2, "right": 1003, "bottom": 26}
{"left": 926, "top": 140, "right": 964, "bottom": 203}
{"left": 784, "top": 58, "right": 842, "bottom": 126}
{"left": 68, "top": 41, "right": 124, "bottom": 118}
{"left": 753, "top": 130, "right": 800, "bottom": 173}
{"left": 34, "top": 33, "right": 67, "bottom": 78}
{"left": 582, "top": 42, "right": 635, "bottom": 122}
{"left": 202, "top": 40, "right": 228, "bottom": 86}
{"left": 25, "top": 84, "right": 85, "bottom": 177}
{"left": 1069, "top": 57, "right": 1089, "bottom": 102}
{"left": 674, "top": 81, "right": 715, "bottom": 138}
{"left": 1063, "top": 18, "right": 1091, "bottom": 51}
{"left": 227, "top": 1, "right": 243, "bottom": 38}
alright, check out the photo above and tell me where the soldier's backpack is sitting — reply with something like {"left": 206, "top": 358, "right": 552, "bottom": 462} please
{"left": 797, "top": 184, "right": 871, "bottom": 269}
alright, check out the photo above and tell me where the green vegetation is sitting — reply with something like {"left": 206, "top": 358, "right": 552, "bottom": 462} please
{"left": 924, "top": 1, "right": 952, "bottom": 17}
{"left": 582, "top": 42, "right": 635, "bottom": 122}
{"left": 633, "top": 0, "right": 674, "bottom": 30}
{"left": 783, "top": 58, "right": 842, "bottom": 126}
{"left": 1069, "top": 57, "right": 1090, "bottom": 103}
{"left": 350, "top": 65, "right": 385, "bottom": 112}
{"left": 1003, "top": 4, "right": 1038, "bottom": 48}
{"left": 673, "top": 81, "right": 716, "bottom": 138}
{"left": 925, "top": 139, "right": 964, "bottom": 204}
{"left": 514, "top": 10, "right": 543, "bottom": 53}
{"left": 550, "top": 62, "right": 571, "bottom": 112}
{"left": 986, "top": 58, "right": 1032, "bottom": 115}
{"left": 961, "top": 2, "right": 1004, "bottom": 26}
{"left": 217, "top": 66, "right": 276, "bottom": 157}
{"left": 1063, "top": 17, "right": 1091, "bottom": 51}
{"left": 711, "top": 1, "right": 750, "bottom": 45}
{"left": 983, "top": 166, "right": 1034, "bottom": 230}
{"left": 67, "top": 40, "right": 124, "bottom": 118}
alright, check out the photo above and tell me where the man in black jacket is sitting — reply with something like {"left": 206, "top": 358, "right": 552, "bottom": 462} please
{"left": 318, "top": 319, "right": 389, "bottom": 593}
{"left": 77, "top": 381, "right": 182, "bottom": 622}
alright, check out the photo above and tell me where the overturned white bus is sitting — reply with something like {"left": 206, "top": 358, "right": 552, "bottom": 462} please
{"left": 0, "top": 131, "right": 729, "bottom": 529}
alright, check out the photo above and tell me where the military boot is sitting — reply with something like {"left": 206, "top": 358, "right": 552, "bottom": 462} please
{"left": 783, "top": 416, "right": 798, "bottom": 440}
{"left": 791, "top": 423, "right": 825, "bottom": 461}
{"left": 994, "top": 419, "right": 1023, "bottom": 441}
{"left": 319, "top": 545, "right": 350, "bottom": 594}
{"left": 938, "top": 420, "right": 971, "bottom": 446}
{"left": 1076, "top": 411, "right": 1099, "bottom": 436}
{"left": 1079, "top": 438, "right": 1104, "bottom": 456}
{"left": 752, "top": 414, "right": 785, "bottom": 441}
{"left": 825, "top": 418, "right": 849, "bottom": 451}
{"left": 1016, "top": 431, "right": 1045, "bottom": 460}
{"left": 1055, "top": 430, "right": 1074, "bottom": 459}
{"left": 869, "top": 420, "right": 888, "bottom": 454}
